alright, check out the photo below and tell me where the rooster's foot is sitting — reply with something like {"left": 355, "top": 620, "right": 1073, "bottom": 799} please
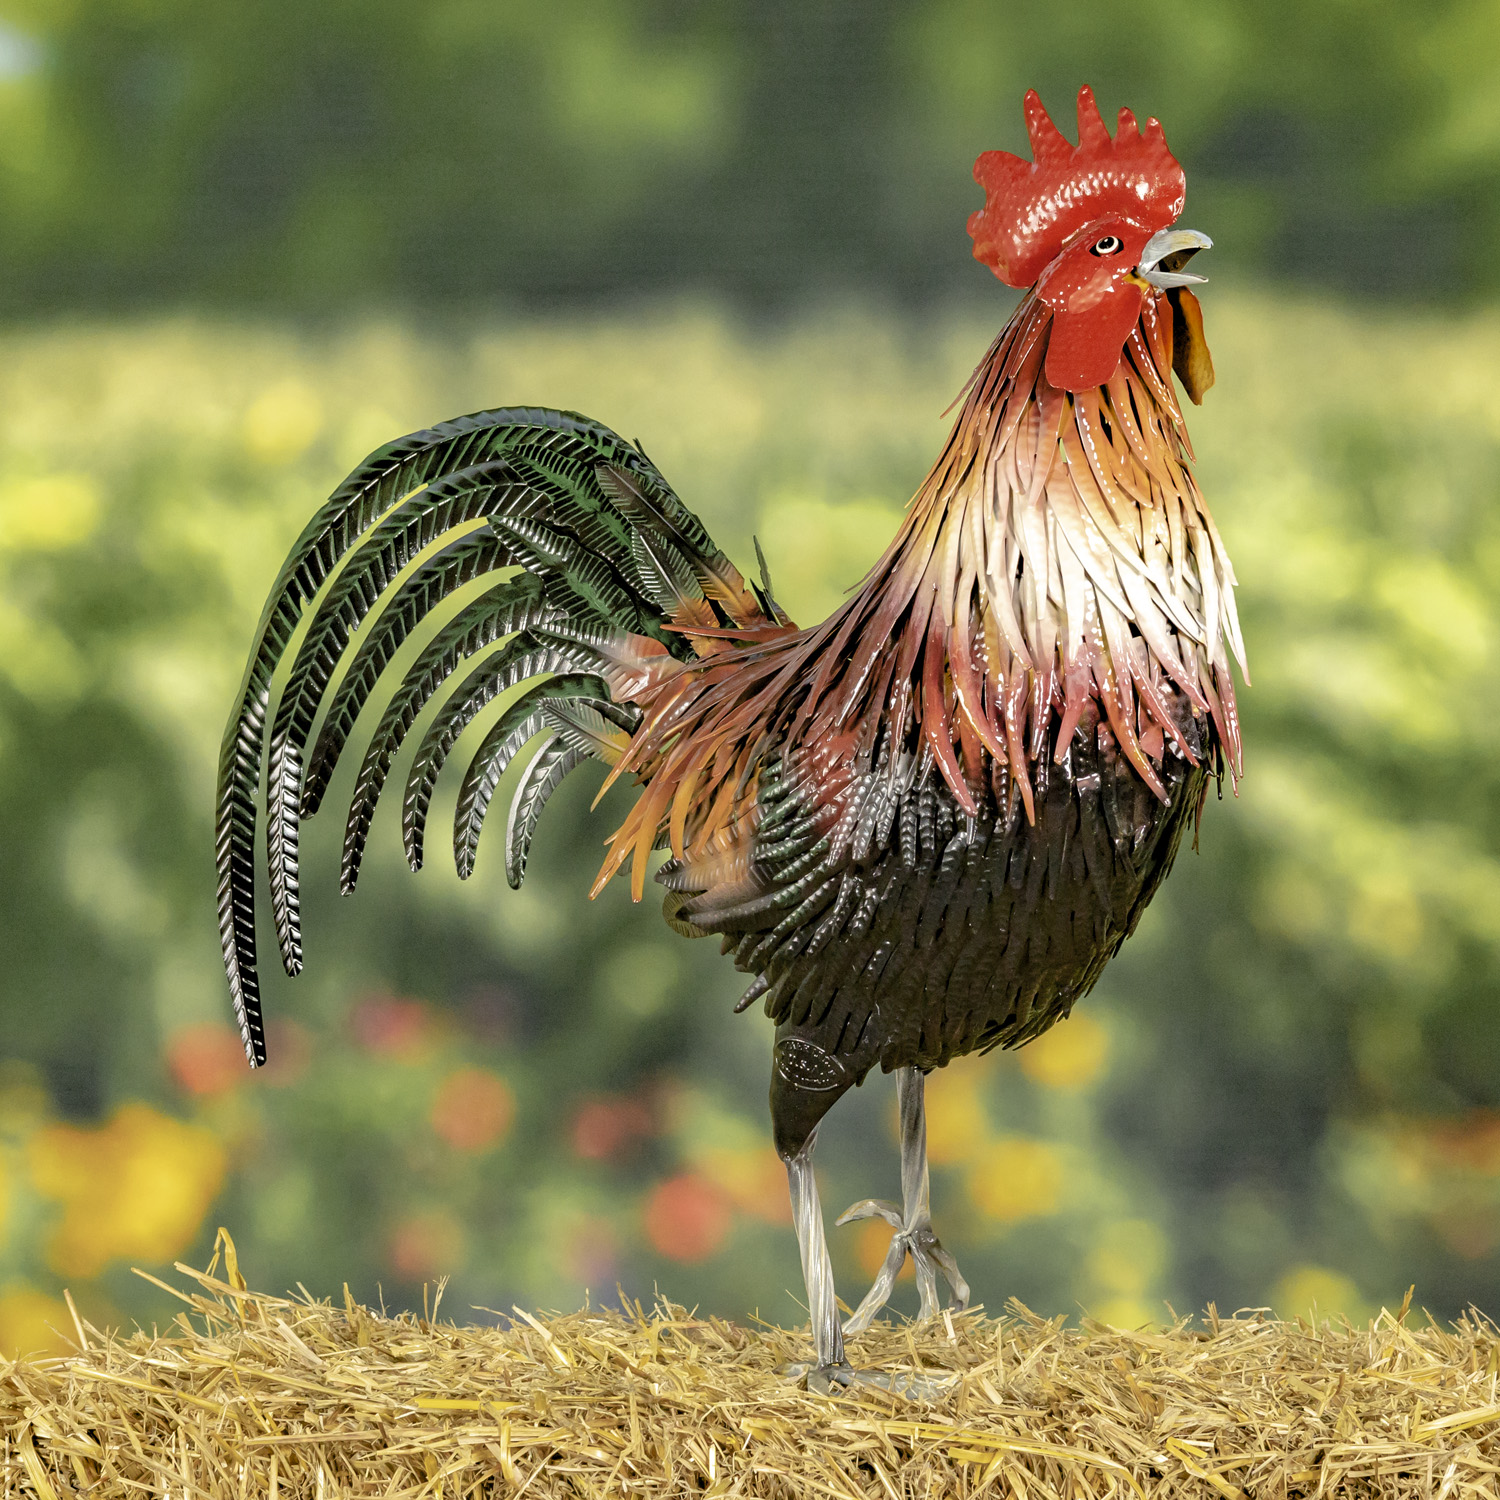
{"left": 835, "top": 1196, "right": 970, "bottom": 1334}
{"left": 784, "top": 1357, "right": 956, "bottom": 1400}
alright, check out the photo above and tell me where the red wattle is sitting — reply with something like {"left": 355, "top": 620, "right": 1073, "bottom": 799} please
{"left": 1043, "top": 284, "right": 1144, "bottom": 392}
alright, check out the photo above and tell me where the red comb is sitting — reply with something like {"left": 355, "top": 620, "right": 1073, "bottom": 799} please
{"left": 968, "top": 87, "right": 1186, "bottom": 289}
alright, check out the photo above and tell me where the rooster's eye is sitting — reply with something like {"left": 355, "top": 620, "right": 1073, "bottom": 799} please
{"left": 1090, "top": 235, "right": 1124, "bottom": 256}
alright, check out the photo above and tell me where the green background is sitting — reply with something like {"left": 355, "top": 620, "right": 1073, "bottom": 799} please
{"left": 0, "top": 0, "right": 1498, "bottom": 1354}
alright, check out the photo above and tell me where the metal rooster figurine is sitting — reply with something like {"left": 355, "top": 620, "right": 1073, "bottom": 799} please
{"left": 217, "top": 86, "right": 1245, "bottom": 1386}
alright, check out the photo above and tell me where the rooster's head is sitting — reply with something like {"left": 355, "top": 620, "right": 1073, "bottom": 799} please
{"left": 968, "top": 86, "right": 1214, "bottom": 401}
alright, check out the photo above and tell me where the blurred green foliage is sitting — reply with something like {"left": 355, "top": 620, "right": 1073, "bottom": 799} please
{"left": 0, "top": 0, "right": 1496, "bottom": 312}
{"left": 0, "top": 291, "right": 1498, "bottom": 1354}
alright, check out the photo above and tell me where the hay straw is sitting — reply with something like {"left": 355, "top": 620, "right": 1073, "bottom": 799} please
{"left": 4, "top": 1234, "right": 1500, "bottom": 1497}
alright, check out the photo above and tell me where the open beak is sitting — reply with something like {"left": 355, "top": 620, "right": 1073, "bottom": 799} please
{"left": 1138, "top": 228, "right": 1212, "bottom": 289}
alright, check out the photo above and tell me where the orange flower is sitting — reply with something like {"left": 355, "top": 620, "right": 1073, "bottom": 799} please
{"left": 431, "top": 1068, "right": 515, "bottom": 1153}
{"left": 166, "top": 1023, "right": 246, "bottom": 1098}
{"left": 1433, "top": 1205, "right": 1500, "bottom": 1261}
{"left": 1425, "top": 1111, "right": 1500, "bottom": 1175}
{"left": 644, "top": 1173, "right": 730, "bottom": 1263}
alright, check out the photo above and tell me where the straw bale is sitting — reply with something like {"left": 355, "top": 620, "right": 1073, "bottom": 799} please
{"left": 4, "top": 1235, "right": 1500, "bottom": 1497}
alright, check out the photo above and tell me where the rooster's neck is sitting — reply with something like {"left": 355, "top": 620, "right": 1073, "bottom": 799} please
{"left": 847, "top": 288, "right": 1245, "bottom": 809}
{"left": 602, "top": 293, "right": 1247, "bottom": 860}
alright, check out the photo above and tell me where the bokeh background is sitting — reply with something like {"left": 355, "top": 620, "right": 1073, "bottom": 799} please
{"left": 2, "top": 0, "right": 1500, "bottom": 1357}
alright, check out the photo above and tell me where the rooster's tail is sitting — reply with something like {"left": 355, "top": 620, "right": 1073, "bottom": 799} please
{"left": 216, "top": 407, "right": 782, "bottom": 1065}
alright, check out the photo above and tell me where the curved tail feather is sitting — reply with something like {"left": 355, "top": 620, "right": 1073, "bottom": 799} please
{"left": 216, "top": 407, "right": 781, "bottom": 1066}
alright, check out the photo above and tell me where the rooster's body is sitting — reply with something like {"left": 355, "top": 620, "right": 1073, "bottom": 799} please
{"left": 218, "top": 87, "right": 1245, "bottom": 1385}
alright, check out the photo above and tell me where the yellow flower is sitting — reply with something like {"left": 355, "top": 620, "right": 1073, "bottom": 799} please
{"left": 1019, "top": 1013, "right": 1109, "bottom": 1090}
{"left": 965, "top": 1137, "right": 1063, "bottom": 1223}
{"left": 1088, "top": 1296, "right": 1158, "bottom": 1330}
{"left": 242, "top": 379, "right": 324, "bottom": 465}
{"left": 0, "top": 1283, "right": 72, "bottom": 1359}
{"left": 692, "top": 1142, "right": 789, "bottom": 1224}
{"left": 921, "top": 1059, "right": 990, "bottom": 1165}
{"left": 1086, "top": 1219, "right": 1167, "bottom": 1299}
{"left": 0, "top": 474, "right": 100, "bottom": 552}
{"left": 1272, "top": 1264, "right": 1370, "bottom": 1325}
{"left": 28, "top": 1103, "right": 226, "bottom": 1278}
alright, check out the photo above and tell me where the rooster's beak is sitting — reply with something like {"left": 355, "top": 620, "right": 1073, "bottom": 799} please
{"left": 1138, "top": 229, "right": 1212, "bottom": 289}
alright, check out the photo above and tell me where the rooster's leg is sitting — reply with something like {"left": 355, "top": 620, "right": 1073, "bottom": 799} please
{"left": 837, "top": 1066, "right": 970, "bottom": 1333}
{"left": 785, "top": 1127, "right": 847, "bottom": 1377}
{"left": 773, "top": 1021, "right": 954, "bottom": 1392}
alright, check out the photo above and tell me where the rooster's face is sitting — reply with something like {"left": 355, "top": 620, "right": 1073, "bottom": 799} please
{"left": 1036, "top": 221, "right": 1212, "bottom": 392}
{"left": 969, "top": 87, "right": 1213, "bottom": 397}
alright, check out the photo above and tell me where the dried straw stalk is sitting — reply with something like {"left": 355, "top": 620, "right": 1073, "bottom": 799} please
{"left": 4, "top": 1233, "right": 1500, "bottom": 1498}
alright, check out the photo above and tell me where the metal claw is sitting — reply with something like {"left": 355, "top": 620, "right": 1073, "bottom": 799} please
{"left": 837, "top": 1067, "right": 972, "bottom": 1336}
{"left": 840, "top": 1211, "right": 971, "bottom": 1333}
{"left": 835, "top": 1198, "right": 904, "bottom": 1230}
{"left": 787, "top": 1358, "right": 957, "bottom": 1401}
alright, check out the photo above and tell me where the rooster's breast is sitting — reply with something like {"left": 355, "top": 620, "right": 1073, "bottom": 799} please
{"left": 660, "top": 695, "right": 1211, "bottom": 1151}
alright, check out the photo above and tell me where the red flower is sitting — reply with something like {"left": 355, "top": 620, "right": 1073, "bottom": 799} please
{"left": 166, "top": 1024, "right": 245, "bottom": 1098}
{"left": 431, "top": 1068, "right": 515, "bottom": 1153}
{"left": 389, "top": 1210, "right": 466, "bottom": 1280}
{"left": 570, "top": 1095, "right": 653, "bottom": 1160}
{"left": 643, "top": 1173, "right": 730, "bottom": 1264}
{"left": 350, "top": 994, "right": 432, "bottom": 1059}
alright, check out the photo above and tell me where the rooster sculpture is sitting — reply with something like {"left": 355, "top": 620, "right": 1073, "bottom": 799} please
{"left": 217, "top": 86, "right": 1245, "bottom": 1387}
